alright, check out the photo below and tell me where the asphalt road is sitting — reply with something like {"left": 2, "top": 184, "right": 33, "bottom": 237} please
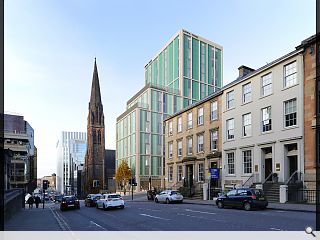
{"left": 42, "top": 198, "right": 314, "bottom": 231}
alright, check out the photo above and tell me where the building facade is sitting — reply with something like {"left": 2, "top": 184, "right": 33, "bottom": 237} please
{"left": 221, "top": 50, "right": 304, "bottom": 189}
{"left": 296, "top": 35, "right": 317, "bottom": 189}
{"left": 83, "top": 58, "right": 106, "bottom": 194}
{"left": 164, "top": 91, "right": 223, "bottom": 193}
{"left": 56, "top": 131, "right": 87, "bottom": 194}
{"left": 116, "top": 29, "right": 223, "bottom": 190}
{"left": 4, "top": 114, "right": 37, "bottom": 192}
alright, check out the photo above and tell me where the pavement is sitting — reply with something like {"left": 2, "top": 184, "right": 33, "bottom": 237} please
{"left": 122, "top": 191, "right": 316, "bottom": 213}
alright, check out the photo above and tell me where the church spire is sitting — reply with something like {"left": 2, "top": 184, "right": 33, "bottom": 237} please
{"left": 90, "top": 58, "right": 102, "bottom": 106}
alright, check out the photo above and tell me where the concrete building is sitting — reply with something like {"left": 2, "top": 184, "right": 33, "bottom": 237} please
{"left": 221, "top": 48, "right": 305, "bottom": 195}
{"left": 116, "top": 29, "right": 223, "bottom": 190}
{"left": 164, "top": 91, "right": 223, "bottom": 194}
{"left": 56, "top": 131, "right": 87, "bottom": 194}
{"left": 4, "top": 114, "right": 37, "bottom": 193}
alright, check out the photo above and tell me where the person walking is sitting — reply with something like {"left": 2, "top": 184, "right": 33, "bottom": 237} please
{"left": 27, "top": 196, "right": 34, "bottom": 209}
{"left": 34, "top": 195, "right": 41, "bottom": 208}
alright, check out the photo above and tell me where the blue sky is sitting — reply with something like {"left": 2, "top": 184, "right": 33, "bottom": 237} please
{"left": 4, "top": 0, "right": 315, "bottom": 177}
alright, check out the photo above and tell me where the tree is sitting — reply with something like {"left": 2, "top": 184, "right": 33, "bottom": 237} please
{"left": 115, "top": 160, "right": 132, "bottom": 195}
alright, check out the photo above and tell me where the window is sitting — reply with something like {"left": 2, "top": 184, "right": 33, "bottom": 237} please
{"left": 261, "top": 73, "right": 272, "bottom": 96}
{"left": 242, "top": 113, "right": 252, "bottom": 137}
{"left": 226, "top": 119, "right": 234, "bottom": 140}
{"left": 186, "top": 36, "right": 191, "bottom": 78}
{"left": 284, "top": 99, "right": 297, "bottom": 127}
{"left": 262, "top": 107, "right": 272, "bottom": 132}
{"left": 187, "top": 137, "right": 193, "bottom": 155}
{"left": 177, "top": 165, "right": 182, "bottom": 182}
{"left": 168, "top": 121, "right": 173, "bottom": 135}
{"left": 211, "top": 101, "right": 218, "bottom": 120}
{"left": 243, "top": 150, "right": 252, "bottom": 174}
{"left": 242, "top": 83, "right": 252, "bottom": 103}
{"left": 284, "top": 61, "right": 297, "bottom": 87}
{"left": 198, "top": 108, "right": 204, "bottom": 125}
{"left": 226, "top": 91, "right": 235, "bottom": 109}
{"left": 198, "top": 163, "right": 204, "bottom": 182}
{"left": 227, "top": 189, "right": 237, "bottom": 197}
{"left": 169, "top": 142, "right": 173, "bottom": 158}
{"left": 227, "top": 152, "right": 235, "bottom": 174}
{"left": 197, "top": 134, "right": 204, "bottom": 152}
{"left": 187, "top": 112, "right": 193, "bottom": 129}
{"left": 177, "top": 140, "right": 182, "bottom": 156}
{"left": 210, "top": 130, "right": 218, "bottom": 151}
{"left": 168, "top": 166, "right": 173, "bottom": 182}
{"left": 177, "top": 117, "right": 182, "bottom": 132}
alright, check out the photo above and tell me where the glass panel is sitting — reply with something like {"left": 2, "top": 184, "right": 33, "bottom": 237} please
{"left": 192, "top": 80, "right": 199, "bottom": 100}
{"left": 192, "top": 38, "right": 199, "bottom": 80}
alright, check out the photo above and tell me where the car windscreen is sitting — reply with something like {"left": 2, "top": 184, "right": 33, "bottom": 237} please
{"left": 107, "top": 195, "right": 121, "bottom": 199}
{"left": 170, "top": 191, "right": 180, "bottom": 195}
{"left": 63, "top": 196, "right": 76, "bottom": 201}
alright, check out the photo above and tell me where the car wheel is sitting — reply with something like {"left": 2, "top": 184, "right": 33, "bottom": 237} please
{"left": 260, "top": 206, "right": 266, "bottom": 210}
{"left": 155, "top": 198, "right": 159, "bottom": 203}
{"left": 179, "top": 200, "right": 183, "bottom": 204}
{"left": 77, "top": 206, "right": 80, "bottom": 209}
{"left": 120, "top": 205, "right": 124, "bottom": 209}
{"left": 244, "top": 202, "right": 251, "bottom": 211}
{"left": 147, "top": 196, "right": 150, "bottom": 200}
{"left": 166, "top": 198, "right": 170, "bottom": 204}
{"left": 103, "top": 204, "right": 106, "bottom": 210}
{"left": 96, "top": 204, "right": 99, "bottom": 209}
{"left": 217, "top": 201, "right": 224, "bottom": 209}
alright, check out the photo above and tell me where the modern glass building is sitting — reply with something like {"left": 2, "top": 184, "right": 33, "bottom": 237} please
{"left": 116, "top": 29, "right": 223, "bottom": 190}
{"left": 56, "top": 131, "right": 87, "bottom": 194}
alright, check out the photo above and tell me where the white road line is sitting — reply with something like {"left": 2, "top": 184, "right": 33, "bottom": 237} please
{"left": 276, "top": 211, "right": 285, "bottom": 213}
{"left": 270, "top": 227, "right": 282, "bottom": 231}
{"left": 185, "top": 209, "right": 216, "bottom": 215}
{"left": 138, "top": 208, "right": 161, "bottom": 211}
{"left": 177, "top": 213, "right": 225, "bottom": 222}
{"left": 140, "top": 213, "right": 170, "bottom": 221}
{"left": 90, "top": 221, "right": 108, "bottom": 231}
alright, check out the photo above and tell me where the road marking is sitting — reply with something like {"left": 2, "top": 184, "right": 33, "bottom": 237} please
{"left": 185, "top": 209, "right": 216, "bottom": 215}
{"left": 177, "top": 213, "right": 225, "bottom": 222}
{"left": 276, "top": 211, "right": 285, "bottom": 213}
{"left": 90, "top": 221, "right": 108, "bottom": 230}
{"left": 140, "top": 213, "right": 170, "bottom": 221}
{"left": 270, "top": 227, "right": 282, "bottom": 231}
{"left": 138, "top": 208, "right": 161, "bottom": 212}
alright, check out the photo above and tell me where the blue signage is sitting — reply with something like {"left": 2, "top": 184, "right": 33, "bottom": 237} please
{"left": 209, "top": 168, "right": 220, "bottom": 179}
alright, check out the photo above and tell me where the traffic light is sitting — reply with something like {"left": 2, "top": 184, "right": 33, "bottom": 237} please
{"left": 129, "top": 178, "right": 137, "bottom": 186}
{"left": 43, "top": 180, "right": 49, "bottom": 190}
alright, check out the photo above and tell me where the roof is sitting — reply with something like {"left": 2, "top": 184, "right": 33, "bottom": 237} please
{"left": 89, "top": 58, "right": 102, "bottom": 106}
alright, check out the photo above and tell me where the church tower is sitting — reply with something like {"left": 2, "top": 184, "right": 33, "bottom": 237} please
{"left": 84, "top": 58, "right": 105, "bottom": 192}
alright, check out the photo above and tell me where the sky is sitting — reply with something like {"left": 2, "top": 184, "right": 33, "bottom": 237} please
{"left": 4, "top": 0, "right": 315, "bottom": 178}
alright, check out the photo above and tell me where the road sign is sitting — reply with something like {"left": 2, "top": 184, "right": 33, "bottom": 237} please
{"left": 209, "top": 168, "right": 220, "bottom": 179}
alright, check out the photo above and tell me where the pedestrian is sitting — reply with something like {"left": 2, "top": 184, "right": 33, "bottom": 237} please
{"left": 34, "top": 195, "right": 41, "bottom": 208}
{"left": 27, "top": 196, "right": 34, "bottom": 209}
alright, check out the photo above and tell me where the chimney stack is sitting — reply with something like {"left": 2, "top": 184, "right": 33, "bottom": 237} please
{"left": 238, "top": 65, "right": 255, "bottom": 78}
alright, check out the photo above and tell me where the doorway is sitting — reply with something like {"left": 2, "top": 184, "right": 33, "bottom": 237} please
{"left": 186, "top": 164, "right": 193, "bottom": 187}
{"left": 265, "top": 158, "right": 272, "bottom": 180}
{"left": 288, "top": 155, "right": 298, "bottom": 177}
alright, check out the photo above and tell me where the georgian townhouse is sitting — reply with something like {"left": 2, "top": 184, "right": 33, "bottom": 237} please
{"left": 221, "top": 49, "right": 304, "bottom": 201}
{"left": 164, "top": 91, "right": 223, "bottom": 193}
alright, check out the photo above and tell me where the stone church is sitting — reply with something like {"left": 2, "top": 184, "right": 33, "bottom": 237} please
{"left": 82, "top": 59, "right": 115, "bottom": 196}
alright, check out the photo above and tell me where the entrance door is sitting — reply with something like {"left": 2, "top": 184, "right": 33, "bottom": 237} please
{"left": 187, "top": 164, "right": 193, "bottom": 187}
{"left": 264, "top": 158, "right": 272, "bottom": 181}
{"left": 289, "top": 156, "right": 298, "bottom": 177}
{"left": 210, "top": 161, "right": 218, "bottom": 188}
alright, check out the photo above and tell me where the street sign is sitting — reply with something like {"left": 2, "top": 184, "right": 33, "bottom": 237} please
{"left": 209, "top": 168, "right": 220, "bottom": 179}
{"left": 43, "top": 180, "right": 49, "bottom": 190}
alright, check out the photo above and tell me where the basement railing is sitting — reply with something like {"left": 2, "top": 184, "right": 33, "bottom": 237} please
{"left": 242, "top": 174, "right": 254, "bottom": 187}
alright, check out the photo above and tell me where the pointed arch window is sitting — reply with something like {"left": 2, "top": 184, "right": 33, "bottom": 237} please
{"left": 98, "top": 130, "right": 101, "bottom": 145}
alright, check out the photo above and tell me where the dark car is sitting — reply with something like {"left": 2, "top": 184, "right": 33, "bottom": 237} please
{"left": 216, "top": 188, "right": 268, "bottom": 211}
{"left": 85, "top": 194, "right": 102, "bottom": 207}
{"left": 147, "top": 190, "right": 157, "bottom": 200}
{"left": 60, "top": 195, "right": 80, "bottom": 211}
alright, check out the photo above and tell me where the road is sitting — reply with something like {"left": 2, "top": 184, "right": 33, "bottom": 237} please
{"left": 8, "top": 193, "right": 312, "bottom": 231}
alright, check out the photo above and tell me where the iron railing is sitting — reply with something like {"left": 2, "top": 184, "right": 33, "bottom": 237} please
{"left": 287, "top": 189, "right": 318, "bottom": 204}
{"left": 286, "top": 171, "right": 302, "bottom": 185}
{"left": 242, "top": 174, "right": 254, "bottom": 187}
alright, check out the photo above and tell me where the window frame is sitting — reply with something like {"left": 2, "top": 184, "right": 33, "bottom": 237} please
{"left": 168, "top": 121, "right": 173, "bottom": 136}
{"left": 187, "top": 112, "right": 193, "bottom": 129}
{"left": 168, "top": 142, "right": 173, "bottom": 159}
{"left": 177, "top": 140, "right": 182, "bottom": 157}
{"left": 198, "top": 163, "right": 204, "bottom": 182}
{"left": 261, "top": 106, "right": 272, "bottom": 132}
{"left": 242, "top": 82, "right": 252, "bottom": 104}
{"left": 226, "top": 90, "right": 235, "bottom": 110}
{"left": 177, "top": 117, "right": 182, "bottom": 132}
{"left": 198, "top": 107, "right": 204, "bottom": 125}
{"left": 168, "top": 166, "right": 173, "bottom": 182}
{"left": 187, "top": 136, "right": 193, "bottom": 155}
{"left": 226, "top": 118, "right": 235, "bottom": 140}
{"left": 242, "top": 113, "right": 252, "bottom": 137}
{"left": 242, "top": 150, "right": 252, "bottom": 174}
{"left": 284, "top": 98, "right": 297, "bottom": 128}
{"left": 210, "top": 129, "right": 218, "bottom": 151}
{"left": 197, "top": 133, "right": 204, "bottom": 153}
{"left": 211, "top": 101, "right": 218, "bottom": 120}
{"left": 284, "top": 61, "right": 297, "bottom": 88}
{"left": 261, "top": 73, "right": 272, "bottom": 97}
{"left": 227, "top": 152, "right": 235, "bottom": 175}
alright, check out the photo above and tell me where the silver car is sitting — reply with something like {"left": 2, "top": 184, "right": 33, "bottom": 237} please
{"left": 154, "top": 190, "right": 183, "bottom": 204}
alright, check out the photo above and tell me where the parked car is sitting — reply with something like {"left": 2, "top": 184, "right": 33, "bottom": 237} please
{"left": 215, "top": 188, "right": 268, "bottom": 211}
{"left": 60, "top": 195, "right": 80, "bottom": 211}
{"left": 154, "top": 190, "right": 183, "bottom": 204}
{"left": 96, "top": 193, "right": 125, "bottom": 210}
{"left": 85, "top": 194, "right": 102, "bottom": 207}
